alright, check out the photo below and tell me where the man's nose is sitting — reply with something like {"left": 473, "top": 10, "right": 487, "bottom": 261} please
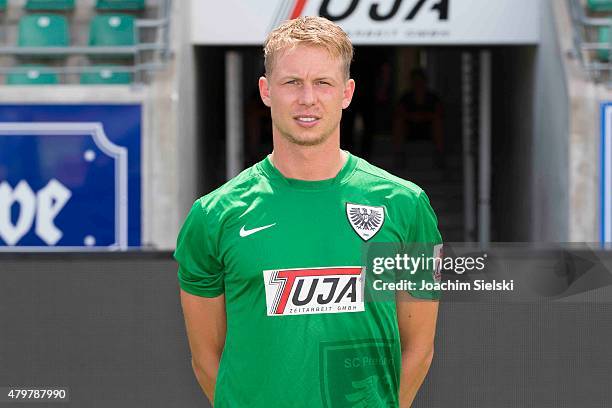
{"left": 298, "top": 83, "right": 315, "bottom": 106}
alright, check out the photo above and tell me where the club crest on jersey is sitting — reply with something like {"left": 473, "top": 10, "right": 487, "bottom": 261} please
{"left": 263, "top": 267, "right": 364, "bottom": 317}
{"left": 346, "top": 203, "right": 385, "bottom": 241}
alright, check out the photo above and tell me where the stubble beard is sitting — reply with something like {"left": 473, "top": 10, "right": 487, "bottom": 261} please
{"left": 282, "top": 130, "right": 330, "bottom": 146}
{"left": 275, "top": 120, "right": 338, "bottom": 147}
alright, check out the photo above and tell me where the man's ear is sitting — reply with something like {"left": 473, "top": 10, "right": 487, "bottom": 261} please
{"left": 342, "top": 78, "right": 355, "bottom": 110}
{"left": 259, "top": 76, "right": 271, "bottom": 107}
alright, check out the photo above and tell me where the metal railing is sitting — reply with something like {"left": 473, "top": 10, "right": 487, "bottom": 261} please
{"left": 0, "top": 0, "right": 172, "bottom": 84}
{"left": 569, "top": 0, "right": 612, "bottom": 85}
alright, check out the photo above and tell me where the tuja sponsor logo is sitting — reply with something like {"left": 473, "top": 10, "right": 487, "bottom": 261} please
{"left": 318, "top": 0, "right": 449, "bottom": 22}
{"left": 263, "top": 267, "right": 364, "bottom": 316}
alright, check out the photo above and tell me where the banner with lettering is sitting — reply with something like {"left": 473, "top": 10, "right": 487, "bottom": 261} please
{"left": 602, "top": 102, "right": 612, "bottom": 244}
{"left": 191, "top": 0, "right": 539, "bottom": 45}
{"left": 0, "top": 105, "right": 141, "bottom": 250}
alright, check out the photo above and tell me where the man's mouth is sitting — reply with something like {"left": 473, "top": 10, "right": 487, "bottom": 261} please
{"left": 294, "top": 115, "right": 321, "bottom": 127}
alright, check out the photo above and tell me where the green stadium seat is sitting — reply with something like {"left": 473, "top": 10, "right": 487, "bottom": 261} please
{"left": 588, "top": 0, "right": 612, "bottom": 12}
{"left": 89, "top": 14, "right": 135, "bottom": 47}
{"left": 0, "top": 0, "right": 6, "bottom": 11}
{"left": 80, "top": 66, "right": 132, "bottom": 84}
{"left": 597, "top": 26, "right": 611, "bottom": 61}
{"left": 25, "top": 0, "right": 75, "bottom": 11}
{"left": 95, "top": 0, "right": 145, "bottom": 11}
{"left": 18, "top": 14, "right": 70, "bottom": 48}
{"left": 6, "top": 66, "right": 59, "bottom": 85}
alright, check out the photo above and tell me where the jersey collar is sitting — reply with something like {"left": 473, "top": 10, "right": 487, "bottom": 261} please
{"left": 258, "top": 151, "right": 358, "bottom": 191}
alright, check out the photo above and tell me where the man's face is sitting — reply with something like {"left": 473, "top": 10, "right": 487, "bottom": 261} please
{"left": 259, "top": 45, "right": 355, "bottom": 147}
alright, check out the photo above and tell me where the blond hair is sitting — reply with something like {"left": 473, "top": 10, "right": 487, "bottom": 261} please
{"left": 263, "top": 16, "right": 354, "bottom": 79}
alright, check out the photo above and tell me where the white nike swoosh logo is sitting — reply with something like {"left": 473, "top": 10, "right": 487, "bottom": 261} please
{"left": 239, "top": 223, "right": 276, "bottom": 237}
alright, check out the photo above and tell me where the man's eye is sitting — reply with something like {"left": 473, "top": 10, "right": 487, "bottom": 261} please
{"left": 285, "top": 80, "right": 298, "bottom": 85}
{"left": 317, "top": 81, "right": 330, "bottom": 86}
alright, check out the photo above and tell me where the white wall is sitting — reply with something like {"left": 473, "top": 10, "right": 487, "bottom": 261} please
{"left": 531, "top": 0, "right": 571, "bottom": 242}
{"left": 145, "top": 0, "right": 196, "bottom": 249}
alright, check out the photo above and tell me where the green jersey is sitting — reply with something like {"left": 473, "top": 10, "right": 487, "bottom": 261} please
{"left": 174, "top": 152, "right": 442, "bottom": 408}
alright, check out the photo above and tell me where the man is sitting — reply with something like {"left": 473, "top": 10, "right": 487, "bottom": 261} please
{"left": 392, "top": 68, "right": 445, "bottom": 168}
{"left": 175, "top": 16, "right": 441, "bottom": 408}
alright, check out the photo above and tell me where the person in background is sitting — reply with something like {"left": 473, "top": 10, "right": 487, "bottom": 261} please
{"left": 393, "top": 68, "right": 445, "bottom": 168}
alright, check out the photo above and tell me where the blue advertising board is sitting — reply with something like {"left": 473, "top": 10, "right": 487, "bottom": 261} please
{"left": 602, "top": 102, "right": 612, "bottom": 244}
{"left": 0, "top": 105, "right": 141, "bottom": 250}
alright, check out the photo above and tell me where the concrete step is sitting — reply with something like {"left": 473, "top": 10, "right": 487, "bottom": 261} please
{"left": 368, "top": 139, "right": 466, "bottom": 242}
{"left": 428, "top": 196, "right": 463, "bottom": 213}
{"left": 437, "top": 212, "right": 464, "bottom": 230}
{"left": 407, "top": 171, "right": 464, "bottom": 185}
{"left": 420, "top": 183, "right": 463, "bottom": 197}
{"left": 374, "top": 154, "right": 463, "bottom": 173}
{"left": 373, "top": 139, "right": 462, "bottom": 159}
{"left": 439, "top": 226, "right": 465, "bottom": 242}
{"left": 372, "top": 139, "right": 435, "bottom": 155}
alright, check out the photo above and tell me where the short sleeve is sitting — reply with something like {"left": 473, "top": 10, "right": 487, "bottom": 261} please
{"left": 174, "top": 200, "right": 224, "bottom": 297}
{"left": 404, "top": 191, "right": 443, "bottom": 300}
{"left": 411, "top": 191, "right": 443, "bottom": 245}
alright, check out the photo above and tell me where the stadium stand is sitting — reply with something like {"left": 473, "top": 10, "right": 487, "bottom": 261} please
{"left": 6, "top": 64, "right": 58, "bottom": 84}
{"left": 18, "top": 14, "right": 70, "bottom": 48}
{"left": 25, "top": 0, "right": 75, "bottom": 11}
{"left": 80, "top": 65, "right": 131, "bottom": 84}
{"left": 89, "top": 14, "right": 135, "bottom": 47}
{"left": 587, "top": 0, "right": 612, "bottom": 12}
{"left": 96, "top": 0, "right": 146, "bottom": 11}
{"left": 569, "top": 0, "right": 612, "bottom": 82}
{"left": 0, "top": 0, "right": 170, "bottom": 85}
{"left": 0, "top": 2, "right": 6, "bottom": 47}
{"left": 597, "top": 25, "right": 610, "bottom": 61}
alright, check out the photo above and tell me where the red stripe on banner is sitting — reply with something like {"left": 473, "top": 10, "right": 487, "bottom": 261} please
{"left": 274, "top": 267, "right": 362, "bottom": 314}
{"left": 275, "top": 274, "right": 296, "bottom": 315}
{"left": 290, "top": 0, "right": 308, "bottom": 19}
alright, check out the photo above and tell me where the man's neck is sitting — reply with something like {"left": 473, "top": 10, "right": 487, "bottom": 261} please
{"left": 269, "top": 139, "right": 348, "bottom": 181}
